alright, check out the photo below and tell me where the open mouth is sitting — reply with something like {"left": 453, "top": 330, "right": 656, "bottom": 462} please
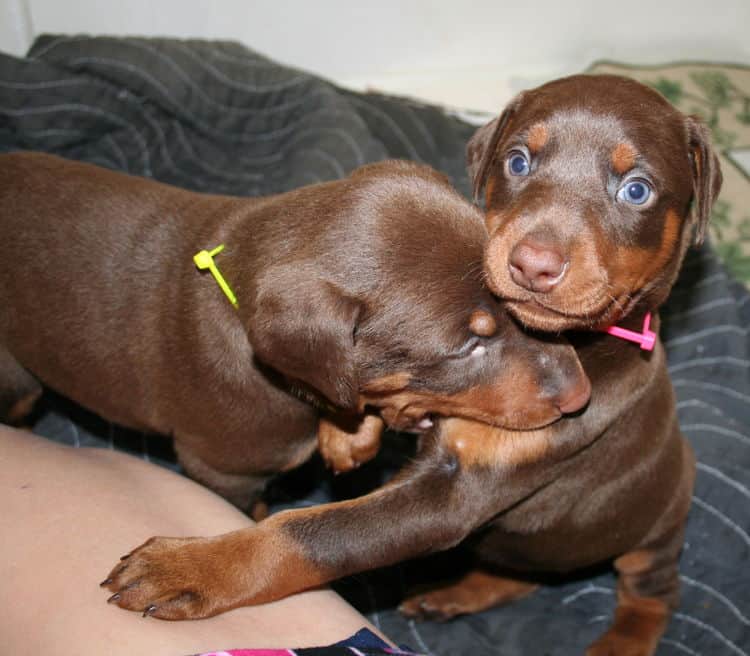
{"left": 378, "top": 406, "right": 436, "bottom": 433}
{"left": 396, "top": 413, "right": 435, "bottom": 433}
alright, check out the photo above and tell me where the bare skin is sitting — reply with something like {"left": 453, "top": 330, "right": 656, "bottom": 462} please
{"left": 0, "top": 425, "right": 388, "bottom": 656}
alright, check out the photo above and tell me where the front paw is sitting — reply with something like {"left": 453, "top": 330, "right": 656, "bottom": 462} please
{"left": 586, "top": 631, "right": 658, "bottom": 656}
{"left": 399, "top": 591, "right": 462, "bottom": 621}
{"left": 586, "top": 605, "right": 667, "bottom": 656}
{"left": 318, "top": 414, "right": 383, "bottom": 474}
{"left": 101, "top": 536, "right": 234, "bottom": 620}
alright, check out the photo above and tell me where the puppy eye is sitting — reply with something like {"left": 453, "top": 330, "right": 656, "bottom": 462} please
{"left": 507, "top": 151, "right": 530, "bottom": 176}
{"left": 469, "top": 344, "right": 487, "bottom": 358}
{"left": 617, "top": 179, "right": 652, "bottom": 205}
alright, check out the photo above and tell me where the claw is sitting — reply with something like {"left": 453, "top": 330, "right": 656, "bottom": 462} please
{"left": 142, "top": 604, "right": 157, "bottom": 617}
{"left": 107, "top": 593, "right": 121, "bottom": 604}
{"left": 100, "top": 578, "right": 113, "bottom": 587}
{"left": 120, "top": 553, "right": 131, "bottom": 561}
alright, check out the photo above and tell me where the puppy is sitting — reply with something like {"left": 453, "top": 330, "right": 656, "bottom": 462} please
{"left": 0, "top": 153, "right": 588, "bottom": 512}
{"left": 398, "top": 75, "right": 723, "bottom": 656}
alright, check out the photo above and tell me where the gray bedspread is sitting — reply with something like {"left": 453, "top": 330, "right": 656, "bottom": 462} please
{"left": 1, "top": 35, "right": 748, "bottom": 655}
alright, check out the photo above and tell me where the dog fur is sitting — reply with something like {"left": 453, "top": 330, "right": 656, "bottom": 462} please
{"left": 0, "top": 153, "right": 588, "bottom": 508}
{"left": 103, "top": 76, "right": 719, "bottom": 656}
{"left": 398, "top": 74, "right": 723, "bottom": 656}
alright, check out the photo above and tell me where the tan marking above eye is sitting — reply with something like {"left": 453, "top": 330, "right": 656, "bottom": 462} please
{"left": 469, "top": 309, "right": 497, "bottom": 337}
{"left": 527, "top": 123, "right": 548, "bottom": 154}
{"left": 611, "top": 142, "right": 638, "bottom": 175}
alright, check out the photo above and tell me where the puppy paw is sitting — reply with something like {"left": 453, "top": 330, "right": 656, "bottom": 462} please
{"left": 101, "top": 536, "right": 236, "bottom": 620}
{"left": 399, "top": 592, "right": 462, "bottom": 621}
{"left": 400, "top": 572, "right": 537, "bottom": 622}
{"left": 318, "top": 414, "right": 383, "bottom": 474}
{"left": 586, "top": 601, "right": 667, "bottom": 656}
{"left": 586, "top": 631, "right": 658, "bottom": 656}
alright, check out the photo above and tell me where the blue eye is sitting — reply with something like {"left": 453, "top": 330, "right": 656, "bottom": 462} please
{"left": 508, "top": 152, "right": 530, "bottom": 176}
{"left": 617, "top": 180, "right": 652, "bottom": 205}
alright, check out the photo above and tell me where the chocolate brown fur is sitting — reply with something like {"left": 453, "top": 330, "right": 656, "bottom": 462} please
{"left": 0, "top": 153, "right": 588, "bottom": 509}
{"left": 103, "top": 77, "right": 718, "bottom": 656}
{"left": 98, "top": 76, "right": 721, "bottom": 656}
{"left": 407, "top": 74, "right": 719, "bottom": 656}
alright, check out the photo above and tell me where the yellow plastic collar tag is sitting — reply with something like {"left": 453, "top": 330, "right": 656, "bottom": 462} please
{"left": 193, "top": 244, "right": 239, "bottom": 309}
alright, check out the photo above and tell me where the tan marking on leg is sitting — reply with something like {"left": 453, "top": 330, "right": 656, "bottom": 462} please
{"left": 400, "top": 569, "right": 538, "bottom": 620}
{"left": 586, "top": 594, "right": 669, "bottom": 656}
{"left": 587, "top": 539, "right": 681, "bottom": 655}
{"left": 103, "top": 520, "right": 331, "bottom": 619}
{"left": 615, "top": 549, "right": 656, "bottom": 575}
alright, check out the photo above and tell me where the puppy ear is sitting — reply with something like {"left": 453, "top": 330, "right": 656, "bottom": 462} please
{"left": 466, "top": 92, "right": 524, "bottom": 204}
{"left": 685, "top": 116, "right": 723, "bottom": 246}
{"left": 245, "top": 265, "right": 362, "bottom": 409}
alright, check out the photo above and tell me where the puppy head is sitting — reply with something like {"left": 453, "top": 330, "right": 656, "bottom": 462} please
{"left": 246, "top": 161, "right": 590, "bottom": 430}
{"left": 357, "top": 308, "right": 591, "bottom": 432}
{"left": 343, "top": 163, "right": 591, "bottom": 431}
{"left": 467, "top": 74, "right": 723, "bottom": 332}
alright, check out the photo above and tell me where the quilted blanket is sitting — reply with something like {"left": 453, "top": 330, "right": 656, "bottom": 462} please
{"left": 1, "top": 35, "right": 748, "bottom": 656}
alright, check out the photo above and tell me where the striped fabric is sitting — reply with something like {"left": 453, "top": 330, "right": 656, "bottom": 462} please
{"left": 189, "top": 628, "right": 422, "bottom": 656}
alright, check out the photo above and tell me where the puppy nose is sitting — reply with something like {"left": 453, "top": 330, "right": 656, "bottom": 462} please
{"left": 555, "top": 374, "right": 591, "bottom": 414}
{"left": 508, "top": 239, "right": 567, "bottom": 293}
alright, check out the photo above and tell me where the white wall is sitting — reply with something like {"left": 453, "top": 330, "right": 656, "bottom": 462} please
{"left": 0, "top": 0, "right": 32, "bottom": 55}
{"left": 1, "top": 0, "right": 749, "bottom": 111}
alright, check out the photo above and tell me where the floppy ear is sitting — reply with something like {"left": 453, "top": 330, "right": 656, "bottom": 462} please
{"left": 685, "top": 115, "right": 723, "bottom": 246}
{"left": 466, "top": 92, "right": 524, "bottom": 203}
{"left": 245, "top": 265, "right": 362, "bottom": 409}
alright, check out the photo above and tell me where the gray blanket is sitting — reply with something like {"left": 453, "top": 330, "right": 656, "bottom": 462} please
{"left": 1, "top": 35, "right": 748, "bottom": 655}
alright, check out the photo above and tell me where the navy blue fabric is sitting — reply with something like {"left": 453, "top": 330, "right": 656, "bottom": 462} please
{"left": 332, "top": 628, "right": 405, "bottom": 651}
{"left": 336, "top": 628, "right": 389, "bottom": 649}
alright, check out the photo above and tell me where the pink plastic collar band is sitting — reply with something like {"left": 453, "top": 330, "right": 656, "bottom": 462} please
{"left": 604, "top": 311, "right": 656, "bottom": 351}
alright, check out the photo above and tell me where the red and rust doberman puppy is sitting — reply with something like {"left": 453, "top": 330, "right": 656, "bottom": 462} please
{"left": 99, "top": 76, "right": 718, "bottom": 656}
{"left": 0, "top": 153, "right": 588, "bottom": 501}
{"left": 397, "top": 75, "right": 723, "bottom": 656}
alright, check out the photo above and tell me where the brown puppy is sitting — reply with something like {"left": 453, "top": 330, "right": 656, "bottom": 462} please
{"left": 398, "top": 75, "right": 723, "bottom": 656}
{"left": 100, "top": 78, "right": 719, "bottom": 654}
{"left": 0, "top": 153, "right": 588, "bottom": 510}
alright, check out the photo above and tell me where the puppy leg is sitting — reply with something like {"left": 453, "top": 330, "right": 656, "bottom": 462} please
{"left": 102, "top": 423, "right": 612, "bottom": 621}
{"left": 400, "top": 569, "right": 537, "bottom": 621}
{"left": 174, "top": 440, "right": 270, "bottom": 513}
{"left": 586, "top": 525, "right": 686, "bottom": 656}
{"left": 0, "top": 347, "right": 42, "bottom": 425}
{"left": 102, "top": 438, "right": 504, "bottom": 619}
{"left": 318, "top": 413, "right": 384, "bottom": 473}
